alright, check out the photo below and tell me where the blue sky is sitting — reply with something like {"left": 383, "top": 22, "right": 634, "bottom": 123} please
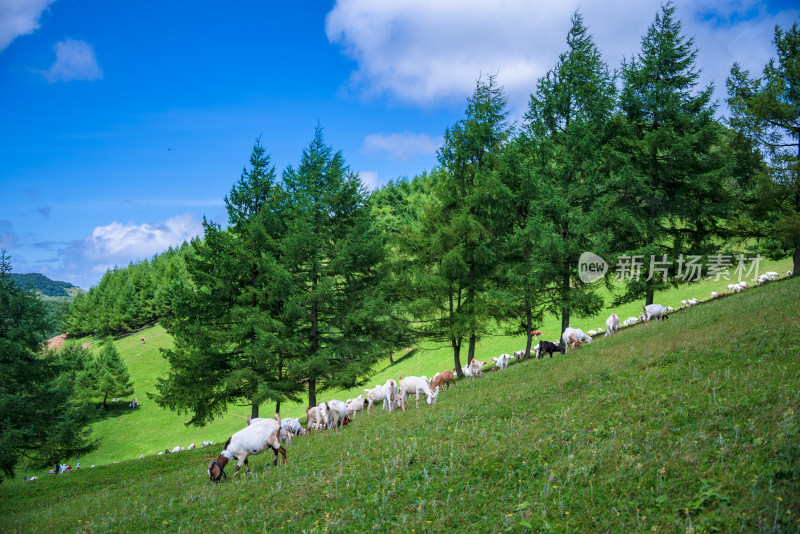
{"left": 1, "top": 0, "right": 797, "bottom": 289}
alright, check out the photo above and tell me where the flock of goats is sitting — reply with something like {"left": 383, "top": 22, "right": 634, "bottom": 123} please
{"left": 202, "top": 270, "right": 788, "bottom": 481}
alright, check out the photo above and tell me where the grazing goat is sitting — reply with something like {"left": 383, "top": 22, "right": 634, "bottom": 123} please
{"left": 562, "top": 327, "right": 592, "bottom": 350}
{"left": 605, "top": 313, "right": 620, "bottom": 337}
{"left": 431, "top": 369, "right": 456, "bottom": 391}
{"left": 398, "top": 375, "right": 440, "bottom": 410}
{"left": 324, "top": 400, "right": 348, "bottom": 430}
{"left": 383, "top": 379, "right": 399, "bottom": 410}
{"left": 467, "top": 359, "right": 486, "bottom": 378}
{"left": 306, "top": 405, "right": 322, "bottom": 432}
{"left": 641, "top": 304, "right": 667, "bottom": 324}
{"left": 208, "top": 414, "right": 285, "bottom": 482}
{"left": 346, "top": 395, "right": 367, "bottom": 417}
{"left": 492, "top": 353, "right": 512, "bottom": 370}
{"left": 538, "top": 340, "right": 564, "bottom": 358}
{"left": 364, "top": 384, "right": 391, "bottom": 414}
{"left": 622, "top": 316, "right": 638, "bottom": 327}
{"left": 281, "top": 418, "right": 306, "bottom": 436}
{"left": 531, "top": 330, "right": 543, "bottom": 339}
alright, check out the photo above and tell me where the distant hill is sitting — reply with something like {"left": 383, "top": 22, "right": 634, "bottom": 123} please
{"left": 9, "top": 273, "right": 84, "bottom": 299}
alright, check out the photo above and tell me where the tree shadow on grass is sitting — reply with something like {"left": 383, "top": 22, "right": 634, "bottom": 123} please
{"left": 370, "top": 348, "right": 420, "bottom": 377}
{"left": 92, "top": 400, "right": 141, "bottom": 421}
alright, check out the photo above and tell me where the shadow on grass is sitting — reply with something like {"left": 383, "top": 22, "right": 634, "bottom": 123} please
{"left": 92, "top": 400, "right": 141, "bottom": 421}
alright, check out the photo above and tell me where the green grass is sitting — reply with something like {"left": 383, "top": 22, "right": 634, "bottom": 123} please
{"left": 2, "top": 266, "right": 798, "bottom": 532}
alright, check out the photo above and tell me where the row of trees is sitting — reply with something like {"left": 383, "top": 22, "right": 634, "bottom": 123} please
{"left": 151, "top": 129, "right": 389, "bottom": 422}
{"left": 61, "top": 5, "right": 798, "bottom": 428}
{"left": 65, "top": 246, "right": 190, "bottom": 337}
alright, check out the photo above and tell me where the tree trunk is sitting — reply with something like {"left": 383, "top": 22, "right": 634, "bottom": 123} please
{"left": 561, "top": 222, "right": 570, "bottom": 342}
{"left": 275, "top": 400, "right": 281, "bottom": 416}
{"left": 524, "top": 305, "right": 533, "bottom": 360}
{"left": 467, "top": 333, "right": 476, "bottom": 365}
{"left": 794, "top": 235, "right": 800, "bottom": 277}
{"left": 450, "top": 290, "right": 464, "bottom": 377}
{"left": 308, "top": 378, "right": 316, "bottom": 408}
{"left": 309, "top": 282, "right": 319, "bottom": 408}
{"left": 645, "top": 286, "right": 654, "bottom": 306}
{"left": 103, "top": 391, "right": 108, "bottom": 410}
{"left": 388, "top": 351, "right": 394, "bottom": 365}
{"left": 251, "top": 402, "right": 259, "bottom": 420}
{"left": 453, "top": 340, "right": 464, "bottom": 378}
{"left": 561, "top": 270, "right": 570, "bottom": 343}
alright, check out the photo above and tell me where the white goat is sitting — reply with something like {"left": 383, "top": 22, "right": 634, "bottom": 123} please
{"left": 492, "top": 353, "right": 512, "bottom": 370}
{"left": 605, "top": 313, "right": 620, "bottom": 337}
{"left": 324, "top": 400, "right": 348, "bottom": 430}
{"left": 398, "top": 375, "right": 440, "bottom": 410}
{"left": 467, "top": 359, "right": 486, "bottom": 378}
{"left": 306, "top": 405, "right": 322, "bottom": 432}
{"left": 346, "top": 395, "right": 367, "bottom": 417}
{"left": 281, "top": 418, "right": 306, "bottom": 436}
{"left": 208, "top": 414, "right": 285, "bottom": 482}
{"left": 383, "top": 379, "right": 399, "bottom": 410}
{"left": 365, "top": 384, "right": 390, "bottom": 414}
{"left": 641, "top": 304, "right": 667, "bottom": 324}
{"left": 562, "top": 327, "right": 592, "bottom": 350}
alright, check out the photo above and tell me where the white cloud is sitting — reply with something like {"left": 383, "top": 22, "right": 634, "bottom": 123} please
{"left": 56, "top": 213, "right": 204, "bottom": 288}
{"left": 39, "top": 38, "right": 102, "bottom": 83}
{"left": 0, "top": 0, "right": 56, "bottom": 52}
{"left": 362, "top": 131, "right": 442, "bottom": 160}
{"left": 82, "top": 214, "right": 202, "bottom": 260}
{"left": 326, "top": 0, "right": 799, "bottom": 114}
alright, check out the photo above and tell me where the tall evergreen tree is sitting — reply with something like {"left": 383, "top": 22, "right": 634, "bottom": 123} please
{"left": 414, "top": 76, "right": 511, "bottom": 375}
{"left": 0, "top": 251, "right": 97, "bottom": 482}
{"left": 82, "top": 340, "right": 134, "bottom": 409}
{"left": 524, "top": 11, "right": 616, "bottom": 337}
{"left": 281, "top": 126, "right": 385, "bottom": 407}
{"left": 727, "top": 22, "right": 800, "bottom": 275}
{"left": 617, "top": 2, "right": 727, "bottom": 303}
{"left": 154, "top": 139, "right": 297, "bottom": 425}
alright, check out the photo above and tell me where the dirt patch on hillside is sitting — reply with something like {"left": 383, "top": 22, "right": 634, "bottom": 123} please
{"left": 45, "top": 333, "right": 74, "bottom": 351}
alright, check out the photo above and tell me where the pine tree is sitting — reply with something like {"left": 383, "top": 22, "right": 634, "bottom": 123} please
{"left": 281, "top": 126, "right": 385, "bottom": 407}
{"left": 0, "top": 251, "right": 97, "bottom": 482}
{"left": 617, "top": 2, "right": 727, "bottom": 304}
{"left": 727, "top": 22, "right": 800, "bottom": 275}
{"left": 154, "top": 139, "right": 298, "bottom": 424}
{"left": 414, "top": 76, "right": 511, "bottom": 375}
{"left": 524, "top": 11, "right": 616, "bottom": 337}
{"left": 83, "top": 340, "right": 134, "bottom": 409}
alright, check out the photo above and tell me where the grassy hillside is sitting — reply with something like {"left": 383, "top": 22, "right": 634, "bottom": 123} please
{"left": 3, "top": 269, "right": 798, "bottom": 532}
{"left": 54, "top": 256, "right": 795, "bottom": 468}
